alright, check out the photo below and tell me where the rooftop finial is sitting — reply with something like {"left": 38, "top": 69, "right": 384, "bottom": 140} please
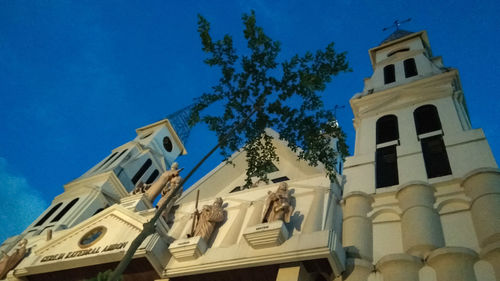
{"left": 382, "top": 18, "right": 412, "bottom": 32}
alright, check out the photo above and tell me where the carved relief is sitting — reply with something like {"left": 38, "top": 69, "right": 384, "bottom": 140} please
{"left": 262, "top": 182, "right": 294, "bottom": 223}
{"left": 0, "top": 239, "right": 28, "bottom": 279}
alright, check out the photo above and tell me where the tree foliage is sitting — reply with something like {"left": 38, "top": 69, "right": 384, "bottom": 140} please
{"left": 189, "top": 11, "right": 350, "bottom": 186}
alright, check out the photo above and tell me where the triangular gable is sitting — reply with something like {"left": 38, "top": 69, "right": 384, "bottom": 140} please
{"left": 17, "top": 205, "right": 147, "bottom": 275}
{"left": 179, "top": 129, "right": 326, "bottom": 204}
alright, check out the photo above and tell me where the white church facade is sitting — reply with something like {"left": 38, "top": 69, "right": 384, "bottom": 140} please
{"left": 0, "top": 29, "right": 498, "bottom": 281}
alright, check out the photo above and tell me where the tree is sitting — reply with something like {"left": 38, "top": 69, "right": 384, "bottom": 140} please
{"left": 190, "top": 11, "right": 350, "bottom": 187}
{"left": 106, "top": 11, "right": 349, "bottom": 281}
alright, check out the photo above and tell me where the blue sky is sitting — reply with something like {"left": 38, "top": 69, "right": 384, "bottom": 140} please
{"left": 0, "top": 0, "right": 499, "bottom": 242}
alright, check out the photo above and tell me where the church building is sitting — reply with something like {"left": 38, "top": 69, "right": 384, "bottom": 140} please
{"left": 0, "top": 29, "right": 498, "bottom": 281}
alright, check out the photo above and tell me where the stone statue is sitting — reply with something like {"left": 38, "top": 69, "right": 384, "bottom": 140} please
{"left": 143, "top": 162, "right": 182, "bottom": 202}
{"left": 0, "top": 239, "right": 28, "bottom": 279}
{"left": 156, "top": 174, "right": 182, "bottom": 209}
{"left": 192, "top": 197, "right": 225, "bottom": 242}
{"left": 131, "top": 181, "right": 152, "bottom": 195}
{"left": 262, "top": 182, "right": 293, "bottom": 223}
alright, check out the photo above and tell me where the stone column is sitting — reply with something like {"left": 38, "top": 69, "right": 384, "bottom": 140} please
{"left": 376, "top": 254, "right": 422, "bottom": 281}
{"left": 342, "top": 258, "right": 373, "bottom": 281}
{"left": 276, "top": 263, "right": 312, "bottom": 281}
{"left": 427, "top": 247, "right": 479, "bottom": 281}
{"left": 396, "top": 182, "right": 444, "bottom": 258}
{"left": 461, "top": 169, "right": 500, "bottom": 248}
{"left": 342, "top": 192, "right": 373, "bottom": 261}
{"left": 481, "top": 241, "right": 500, "bottom": 279}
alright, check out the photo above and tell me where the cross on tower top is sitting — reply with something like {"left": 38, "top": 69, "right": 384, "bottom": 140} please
{"left": 382, "top": 18, "right": 412, "bottom": 32}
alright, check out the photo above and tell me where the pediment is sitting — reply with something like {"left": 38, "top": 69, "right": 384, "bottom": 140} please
{"left": 21, "top": 205, "right": 146, "bottom": 272}
{"left": 178, "top": 130, "right": 325, "bottom": 204}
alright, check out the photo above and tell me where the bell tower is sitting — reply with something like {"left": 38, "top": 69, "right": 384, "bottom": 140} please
{"left": 6, "top": 114, "right": 190, "bottom": 250}
{"left": 342, "top": 30, "right": 500, "bottom": 281}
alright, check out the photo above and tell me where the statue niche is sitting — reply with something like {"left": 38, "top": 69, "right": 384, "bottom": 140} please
{"left": 190, "top": 197, "right": 225, "bottom": 243}
{"left": 0, "top": 239, "right": 28, "bottom": 279}
{"left": 262, "top": 182, "right": 294, "bottom": 223}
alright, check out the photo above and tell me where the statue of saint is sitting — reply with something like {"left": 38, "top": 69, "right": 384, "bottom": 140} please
{"left": 262, "top": 182, "right": 293, "bottom": 223}
{"left": 192, "top": 197, "right": 225, "bottom": 242}
{"left": 131, "top": 181, "right": 152, "bottom": 195}
{"left": 0, "top": 239, "right": 27, "bottom": 279}
{"left": 156, "top": 174, "right": 182, "bottom": 210}
{"left": 143, "top": 162, "right": 182, "bottom": 202}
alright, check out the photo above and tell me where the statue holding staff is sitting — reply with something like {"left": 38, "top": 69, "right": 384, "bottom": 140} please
{"left": 190, "top": 197, "right": 225, "bottom": 242}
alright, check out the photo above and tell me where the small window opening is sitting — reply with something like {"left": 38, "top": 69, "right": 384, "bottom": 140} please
{"left": 404, "top": 58, "right": 418, "bottom": 78}
{"left": 34, "top": 203, "right": 63, "bottom": 227}
{"left": 421, "top": 135, "right": 452, "bottom": 178}
{"left": 376, "top": 146, "right": 399, "bottom": 188}
{"left": 132, "top": 159, "right": 153, "bottom": 185}
{"left": 414, "top": 105, "right": 442, "bottom": 135}
{"left": 271, "top": 176, "right": 289, "bottom": 183}
{"left": 51, "top": 198, "right": 79, "bottom": 223}
{"left": 384, "top": 64, "right": 396, "bottom": 84}
{"left": 103, "top": 149, "right": 128, "bottom": 170}
{"left": 146, "top": 169, "right": 159, "bottom": 184}
{"left": 96, "top": 152, "right": 118, "bottom": 171}
{"left": 163, "top": 136, "right": 173, "bottom": 152}
{"left": 376, "top": 115, "right": 399, "bottom": 144}
{"left": 230, "top": 186, "right": 242, "bottom": 193}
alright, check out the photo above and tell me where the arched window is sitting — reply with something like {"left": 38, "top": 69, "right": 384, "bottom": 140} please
{"left": 34, "top": 202, "right": 63, "bottom": 227}
{"left": 95, "top": 152, "right": 118, "bottom": 171}
{"left": 404, "top": 58, "right": 418, "bottom": 78}
{"left": 132, "top": 159, "right": 152, "bottom": 185}
{"left": 102, "top": 149, "right": 129, "bottom": 170}
{"left": 414, "top": 105, "right": 442, "bottom": 135}
{"left": 51, "top": 198, "right": 79, "bottom": 223}
{"left": 376, "top": 115, "right": 399, "bottom": 144}
{"left": 146, "top": 169, "right": 159, "bottom": 184}
{"left": 384, "top": 64, "right": 396, "bottom": 84}
{"left": 376, "top": 115, "right": 400, "bottom": 188}
{"left": 414, "top": 105, "right": 452, "bottom": 178}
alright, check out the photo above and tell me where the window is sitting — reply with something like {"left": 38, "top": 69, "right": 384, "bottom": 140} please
{"left": 404, "top": 58, "right": 418, "bottom": 78}
{"left": 95, "top": 152, "right": 118, "bottom": 171}
{"left": 384, "top": 64, "right": 395, "bottom": 84}
{"left": 376, "top": 115, "right": 399, "bottom": 144}
{"left": 375, "top": 115, "right": 400, "bottom": 188}
{"left": 163, "top": 136, "right": 173, "bottom": 152}
{"left": 132, "top": 159, "right": 153, "bottom": 185}
{"left": 51, "top": 198, "right": 79, "bottom": 223}
{"left": 414, "top": 105, "right": 452, "bottom": 178}
{"left": 421, "top": 136, "right": 452, "bottom": 178}
{"left": 34, "top": 203, "right": 63, "bottom": 227}
{"left": 414, "top": 105, "right": 442, "bottom": 135}
{"left": 103, "top": 149, "right": 129, "bottom": 170}
{"left": 376, "top": 146, "right": 399, "bottom": 188}
{"left": 271, "top": 176, "right": 289, "bottom": 183}
{"left": 146, "top": 169, "right": 159, "bottom": 184}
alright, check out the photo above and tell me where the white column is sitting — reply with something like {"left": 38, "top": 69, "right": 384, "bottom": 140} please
{"left": 342, "top": 192, "right": 373, "bottom": 261}
{"left": 376, "top": 253, "right": 422, "bottom": 281}
{"left": 427, "top": 247, "right": 479, "bottom": 281}
{"left": 396, "top": 182, "right": 444, "bottom": 258}
{"left": 462, "top": 169, "right": 500, "bottom": 248}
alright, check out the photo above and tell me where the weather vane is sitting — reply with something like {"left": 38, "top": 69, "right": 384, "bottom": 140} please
{"left": 333, "top": 105, "right": 345, "bottom": 119}
{"left": 382, "top": 18, "right": 412, "bottom": 32}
